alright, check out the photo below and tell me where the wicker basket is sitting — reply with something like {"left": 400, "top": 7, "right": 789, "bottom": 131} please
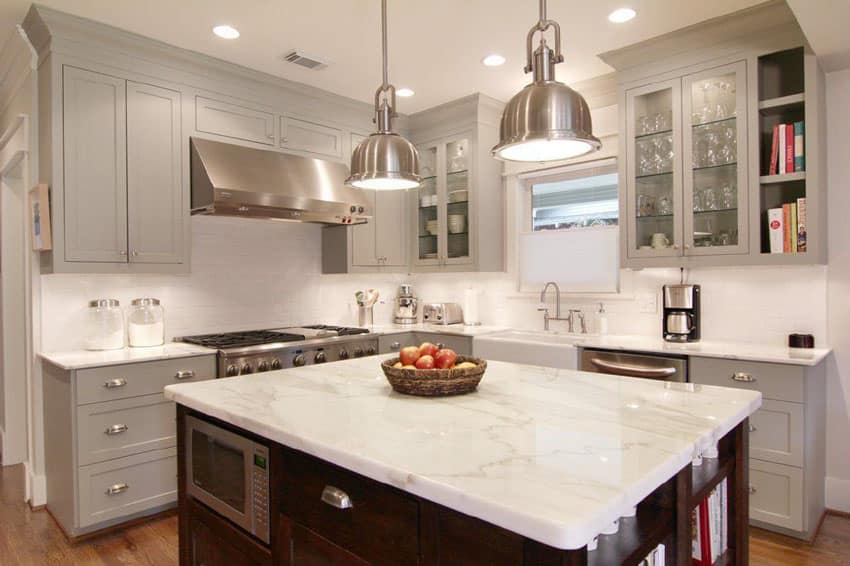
{"left": 381, "top": 356, "right": 488, "bottom": 397}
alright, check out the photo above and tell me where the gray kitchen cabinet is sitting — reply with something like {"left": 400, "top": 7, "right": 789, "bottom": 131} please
{"left": 690, "top": 355, "right": 824, "bottom": 540}
{"left": 195, "top": 95, "right": 275, "bottom": 146}
{"left": 378, "top": 332, "right": 472, "bottom": 356}
{"left": 281, "top": 115, "right": 344, "bottom": 160}
{"left": 62, "top": 66, "right": 128, "bottom": 263}
{"left": 127, "top": 82, "right": 184, "bottom": 264}
{"left": 42, "top": 354, "right": 215, "bottom": 538}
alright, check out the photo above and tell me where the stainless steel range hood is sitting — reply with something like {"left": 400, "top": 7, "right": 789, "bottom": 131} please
{"left": 190, "top": 137, "right": 371, "bottom": 224}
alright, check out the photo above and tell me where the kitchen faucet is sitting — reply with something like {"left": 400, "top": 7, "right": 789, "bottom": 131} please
{"left": 538, "top": 281, "right": 569, "bottom": 331}
{"left": 567, "top": 309, "right": 587, "bottom": 334}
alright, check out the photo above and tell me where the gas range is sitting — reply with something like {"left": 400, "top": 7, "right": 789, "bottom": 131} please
{"left": 178, "top": 325, "right": 378, "bottom": 377}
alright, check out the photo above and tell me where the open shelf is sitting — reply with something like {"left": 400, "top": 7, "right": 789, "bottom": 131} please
{"left": 759, "top": 93, "right": 804, "bottom": 114}
{"left": 759, "top": 171, "right": 805, "bottom": 184}
{"left": 589, "top": 504, "right": 674, "bottom": 566}
{"left": 690, "top": 456, "right": 734, "bottom": 508}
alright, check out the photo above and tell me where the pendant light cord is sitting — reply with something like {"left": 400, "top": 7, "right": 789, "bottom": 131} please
{"left": 381, "top": 0, "right": 388, "bottom": 89}
{"left": 525, "top": 0, "right": 564, "bottom": 72}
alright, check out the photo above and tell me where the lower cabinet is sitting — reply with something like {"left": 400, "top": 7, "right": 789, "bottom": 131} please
{"left": 188, "top": 499, "right": 272, "bottom": 566}
{"left": 280, "top": 516, "right": 370, "bottom": 566}
{"left": 749, "top": 459, "right": 804, "bottom": 532}
{"left": 378, "top": 332, "right": 473, "bottom": 356}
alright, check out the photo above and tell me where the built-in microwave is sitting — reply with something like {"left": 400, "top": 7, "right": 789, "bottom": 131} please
{"left": 185, "top": 415, "right": 270, "bottom": 544}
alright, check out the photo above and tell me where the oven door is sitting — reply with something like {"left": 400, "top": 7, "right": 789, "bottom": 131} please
{"left": 185, "top": 415, "right": 256, "bottom": 534}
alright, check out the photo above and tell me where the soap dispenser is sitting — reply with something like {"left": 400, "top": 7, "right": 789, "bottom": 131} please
{"left": 596, "top": 303, "right": 608, "bottom": 335}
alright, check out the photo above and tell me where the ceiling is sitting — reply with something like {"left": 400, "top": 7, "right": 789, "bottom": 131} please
{"left": 1, "top": 0, "right": 768, "bottom": 113}
{"left": 786, "top": 0, "right": 850, "bottom": 71}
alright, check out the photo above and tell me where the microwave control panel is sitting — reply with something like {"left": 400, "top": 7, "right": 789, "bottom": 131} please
{"left": 252, "top": 446, "right": 270, "bottom": 543}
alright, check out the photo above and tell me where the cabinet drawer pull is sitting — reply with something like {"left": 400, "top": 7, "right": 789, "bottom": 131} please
{"left": 748, "top": 484, "right": 757, "bottom": 494}
{"left": 320, "top": 485, "right": 353, "bottom": 509}
{"left": 103, "top": 378, "right": 127, "bottom": 389}
{"left": 104, "top": 424, "right": 128, "bottom": 435}
{"left": 174, "top": 370, "right": 195, "bottom": 380}
{"left": 748, "top": 423, "right": 757, "bottom": 433}
{"left": 436, "top": 343, "right": 446, "bottom": 350}
{"left": 390, "top": 342, "right": 401, "bottom": 350}
{"left": 731, "top": 372, "right": 756, "bottom": 383}
{"left": 105, "top": 483, "right": 129, "bottom": 496}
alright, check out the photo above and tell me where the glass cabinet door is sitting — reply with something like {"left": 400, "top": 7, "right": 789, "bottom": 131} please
{"left": 415, "top": 145, "right": 440, "bottom": 265}
{"left": 682, "top": 61, "right": 748, "bottom": 255}
{"left": 626, "top": 80, "right": 683, "bottom": 258}
{"left": 444, "top": 137, "right": 471, "bottom": 264}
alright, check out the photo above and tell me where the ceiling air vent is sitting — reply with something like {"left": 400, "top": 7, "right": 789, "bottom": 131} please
{"left": 282, "top": 50, "right": 329, "bottom": 70}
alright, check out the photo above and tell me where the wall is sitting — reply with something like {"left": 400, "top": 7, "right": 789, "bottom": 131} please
{"left": 825, "top": 67, "right": 850, "bottom": 513}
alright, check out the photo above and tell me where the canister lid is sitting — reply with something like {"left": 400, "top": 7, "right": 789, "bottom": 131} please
{"left": 89, "top": 299, "right": 120, "bottom": 308}
{"left": 131, "top": 298, "right": 161, "bottom": 306}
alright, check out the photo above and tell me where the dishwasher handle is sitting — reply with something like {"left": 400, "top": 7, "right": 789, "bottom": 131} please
{"left": 589, "top": 357, "right": 677, "bottom": 378}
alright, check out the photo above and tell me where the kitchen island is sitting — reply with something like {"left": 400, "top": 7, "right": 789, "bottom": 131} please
{"left": 165, "top": 357, "right": 761, "bottom": 565}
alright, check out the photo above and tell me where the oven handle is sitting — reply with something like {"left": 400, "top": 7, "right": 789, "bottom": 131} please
{"left": 590, "top": 357, "right": 677, "bottom": 378}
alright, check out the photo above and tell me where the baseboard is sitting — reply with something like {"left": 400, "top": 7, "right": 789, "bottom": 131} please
{"left": 24, "top": 461, "right": 47, "bottom": 508}
{"left": 825, "top": 476, "right": 850, "bottom": 514}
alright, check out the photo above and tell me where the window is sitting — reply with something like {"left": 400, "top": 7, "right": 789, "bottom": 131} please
{"left": 519, "top": 159, "right": 620, "bottom": 293}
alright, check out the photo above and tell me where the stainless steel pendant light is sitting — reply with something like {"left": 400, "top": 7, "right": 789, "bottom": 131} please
{"left": 492, "top": 0, "right": 601, "bottom": 162}
{"left": 347, "top": 0, "right": 420, "bottom": 190}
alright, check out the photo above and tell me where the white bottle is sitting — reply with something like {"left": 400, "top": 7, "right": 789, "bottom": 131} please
{"left": 596, "top": 302, "right": 608, "bottom": 335}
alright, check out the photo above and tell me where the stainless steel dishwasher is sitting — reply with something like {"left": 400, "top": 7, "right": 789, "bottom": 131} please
{"left": 579, "top": 349, "right": 688, "bottom": 382}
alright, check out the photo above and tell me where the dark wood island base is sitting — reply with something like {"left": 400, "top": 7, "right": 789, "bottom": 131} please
{"left": 177, "top": 406, "right": 749, "bottom": 566}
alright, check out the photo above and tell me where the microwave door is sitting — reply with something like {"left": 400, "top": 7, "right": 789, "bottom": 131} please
{"left": 186, "top": 417, "right": 253, "bottom": 529}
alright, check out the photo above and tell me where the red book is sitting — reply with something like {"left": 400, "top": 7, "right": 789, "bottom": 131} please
{"left": 769, "top": 124, "right": 780, "bottom": 175}
{"left": 696, "top": 499, "right": 713, "bottom": 566}
{"left": 783, "top": 204, "right": 792, "bottom": 253}
{"left": 785, "top": 124, "right": 794, "bottom": 174}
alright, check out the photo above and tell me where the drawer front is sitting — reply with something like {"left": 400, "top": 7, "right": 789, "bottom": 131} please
{"left": 415, "top": 333, "right": 473, "bottom": 356}
{"left": 282, "top": 449, "right": 419, "bottom": 565}
{"left": 749, "top": 459, "right": 803, "bottom": 531}
{"left": 689, "top": 357, "right": 804, "bottom": 402}
{"left": 77, "top": 393, "right": 176, "bottom": 465}
{"left": 750, "top": 400, "right": 804, "bottom": 467}
{"left": 76, "top": 355, "right": 215, "bottom": 405}
{"left": 195, "top": 96, "right": 275, "bottom": 145}
{"left": 378, "top": 333, "right": 413, "bottom": 355}
{"left": 78, "top": 447, "right": 177, "bottom": 528}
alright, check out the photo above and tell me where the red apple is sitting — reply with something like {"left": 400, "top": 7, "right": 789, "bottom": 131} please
{"left": 419, "top": 342, "right": 439, "bottom": 358}
{"left": 414, "top": 355, "right": 435, "bottom": 370}
{"left": 434, "top": 349, "right": 457, "bottom": 369}
{"left": 399, "top": 346, "right": 421, "bottom": 366}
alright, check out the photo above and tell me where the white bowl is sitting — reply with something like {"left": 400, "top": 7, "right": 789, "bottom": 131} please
{"left": 449, "top": 189, "right": 469, "bottom": 203}
{"left": 448, "top": 214, "right": 466, "bottom": 234}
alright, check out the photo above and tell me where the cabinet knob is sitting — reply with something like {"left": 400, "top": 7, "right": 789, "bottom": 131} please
{"left": 266, "top": 133, "right": 275, "bottom": 140}
{"left": 390, "top": 341, "right": 401, "bottom": 350}
{"left": 105, "top": 483, "right": 129, "bottom": 496}
{"left": 672, "top": 244, "right": 680, "bottom": 250}
{"left": 748, "top": 484, "right": 757, "bottom": 494}
{"left": 281, "top": 137, "right": 288, "bottom": 143}
{"left": 731, "top": 372, "right": 756, "bottom": 383}
{"left": 119, "top": 250, "right": 127, "bottom": 256}
{"left": 174, "top": 370, "right": 195, "bottom": 380}
{"left": 748, "top": 423, "right": 757, "bottom": 433}
{"left": 321, "top": 485, "right": 353, "bottom": 509}
{"left": 131, "top": 250, "right": 139, "bottom": 257}
{"left": 104, "top": 424, "right": 128, "bottom": 435}
{"left": 103, "top": 378, "right": 127, "bottom": 389}
{"left": 684, "top": 244, "right": 692, "bottom": 249}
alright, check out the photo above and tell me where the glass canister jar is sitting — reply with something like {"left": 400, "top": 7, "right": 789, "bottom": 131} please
{"left": 84, "top": 299, "right": 125, "bottom": 350}
{"left": 128, "top": 298, "right": 165, "bottom": 347}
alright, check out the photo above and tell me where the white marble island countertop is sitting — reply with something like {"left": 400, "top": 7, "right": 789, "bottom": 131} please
{"left": 165, "top": 356, "right": 760, "bottom": 550}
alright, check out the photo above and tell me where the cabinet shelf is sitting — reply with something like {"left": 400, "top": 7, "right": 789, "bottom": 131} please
{"left": 637, "top": 214, "right": 674, "bottom": 220}
{"left": 693, "top": 162, "right": 737, "bottom": 173}
{"left": 635, "top": 128, "right": 673, "bottom": 140}
{"left": 636, "top": 171, "right": 673, "bottom": 180}
{"left": 588, "top": 504, "right": 674, "bottom": 566}
{"left": 447, "top": 169, "right": 468, "bottom": 177}
{"left": 692, "top": 115, "right": 737, "bottom": 128}
{"left": 690, "top": 456, "right": 734, "bottom": 508}
{"left": 693, "top": 207, "right": 737, "bottom": 215}
{"left": 759, "top": 171, "right": 805, "bottom": 184}
{"left": 758, "top": 93, "right": 804, "bottom": 114}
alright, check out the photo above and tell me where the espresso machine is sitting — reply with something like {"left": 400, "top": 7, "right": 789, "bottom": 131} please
{"left": 662, "top": 284, "right": 700, "bottom": 342}
{"left": 393, "top": 284, "right": 419, "bottom": 324}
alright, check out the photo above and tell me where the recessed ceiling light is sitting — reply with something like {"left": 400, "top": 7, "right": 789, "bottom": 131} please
{"left": 213, "top": 25, "right": 240, "bottom": 39}
{"left": 396, "top": 88, "right": 415, "bottom": 97}
{"left": 482, "top": 54, "right": 506, "bottom": 67}
{"left": 608, "top": 8, "right": 636, "bottom": 23}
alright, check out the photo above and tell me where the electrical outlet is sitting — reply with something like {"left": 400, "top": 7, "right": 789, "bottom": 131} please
{"left": 638, "top": 293, "right": 658, "bottom": 314}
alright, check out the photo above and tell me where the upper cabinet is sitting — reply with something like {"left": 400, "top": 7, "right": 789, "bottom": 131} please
{"left": 408, "top": 94, "right": 505, "bottom": 272}
{"left": 605, "top": 2, "right": 827, "bottom": 269}
{"left": 61, "top": 66, "right": 185, "bottom": 270}
{"left": 280, "top": 115, "right": 344, "bottom": 161}
{"left": 195, "top": 96, "right": 275, "bottom": 146}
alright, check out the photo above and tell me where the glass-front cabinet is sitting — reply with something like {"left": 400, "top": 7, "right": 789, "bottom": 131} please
{"left": 413, "top": 134, "right": 472, "bottom": 267}
{"left": 624, "top": 61, "right": 748, "bottom": 262}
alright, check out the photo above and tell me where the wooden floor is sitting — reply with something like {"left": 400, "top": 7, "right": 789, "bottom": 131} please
{"left": 1, "top": 464, "right": 849, "bottom": 565}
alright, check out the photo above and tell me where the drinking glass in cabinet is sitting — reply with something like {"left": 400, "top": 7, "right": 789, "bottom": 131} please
{"left": 447, "top": 139, "right": 468, "bottom": 173}
{"left": 692, "top": 78, "right": 736, "bottom": 125}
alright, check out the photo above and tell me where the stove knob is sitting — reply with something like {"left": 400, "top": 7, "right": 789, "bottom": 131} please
{"left": 358, "top": 206, "right": 365, "bottom": 213}
{"left": 350, "top": 205, "right": 357, "bottom": 213}
{"left": 353, "top": 347, "right": 364, "bottom": 358}
{"left": 270, "top": 358, "right": 282, "bottom": 370}
{"left": 315, "top": 351, "right": 327, "bottom": 364}
{"left": 241, "top": 363, "right": 253, "bottom": 374}
{"left": 366, "top": 345, "right": 377, "bottom": 356}
{"left": 225, "top": 364, "right": 239, "bottom": 377}
{"left": 338, "top": 349, "right": 349, "bottom": 360}
{"left": 293, "top": 354, "right": 306, "bottom": 367}
{"left": 257, "top": 360, "right": 270, "bottom": 372}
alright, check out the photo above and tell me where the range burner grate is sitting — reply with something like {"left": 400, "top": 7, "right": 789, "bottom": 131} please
{"left": 302, "top": 324, "right": 370, "bottom": 336}
{"left": 181, "top": 330, "right": 307, "bottom": 349}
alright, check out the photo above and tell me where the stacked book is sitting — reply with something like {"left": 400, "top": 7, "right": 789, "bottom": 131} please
{"left": 768, "top": 121, "right": 805, "bottom": 175}
{"left": 692, "top": 479, "right": 728, "bottom": 566}
{"left": 639, "top": 543, "right": 666, "bottom": 566}
{"left": 768, "top": 198, "right": 807, "bottom": 253}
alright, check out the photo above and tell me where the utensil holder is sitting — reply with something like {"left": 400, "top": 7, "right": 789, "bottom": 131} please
{"left": 358, "top": 305, "right": 374, "bottom": 328}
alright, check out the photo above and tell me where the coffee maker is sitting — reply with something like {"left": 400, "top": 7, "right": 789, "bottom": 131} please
{"left": 393, "top": 284, "right": 418, "bottom": 325}
{"left": 662, "top": 284, "right": 700, "bottom": 342}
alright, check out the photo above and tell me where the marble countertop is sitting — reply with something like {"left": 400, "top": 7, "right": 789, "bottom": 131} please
{"left": 39, "top": 343, "right": 215, "bottom": 370}
{"left": 165, "top": 356, "right": 761, "bottom": 549}
{"left": 369, "top": 323, "right": 507, "bottom": 337}
{"left": 575, "top": 334, "right": 831, "bottom": 366}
